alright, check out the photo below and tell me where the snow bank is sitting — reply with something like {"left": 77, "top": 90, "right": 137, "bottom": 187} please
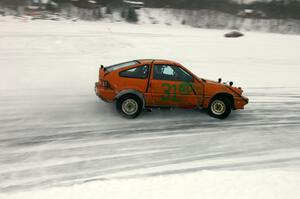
{"left": 1, "top": 170, "right": 300, "bottom": 199}
{"left": 138, "top": 8, "right": 300, "bottom": 34}
{"left": 1, "top": 6, "right": 300, "bottom": 34}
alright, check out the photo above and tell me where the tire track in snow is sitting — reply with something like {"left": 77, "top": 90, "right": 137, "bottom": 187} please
{"left": 1, "top": 87, "right": 300, "bottom": 192}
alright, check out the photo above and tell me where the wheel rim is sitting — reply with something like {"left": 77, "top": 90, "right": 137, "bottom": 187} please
{"left": 122, "top": 99, "right": 138, "bottom": 115}
{"left": 211, "top": 100, "right": 226, "bottom": 115}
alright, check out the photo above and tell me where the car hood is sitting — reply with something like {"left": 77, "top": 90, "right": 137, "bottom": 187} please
{"left": 204, "top": 79, "right": 244, "bottom": 96}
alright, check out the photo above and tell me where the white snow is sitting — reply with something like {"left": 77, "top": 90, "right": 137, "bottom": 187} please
{"left": 123, "top": 0, "right": 145, "bottom": 6}
{"left": 2, "top": 171, "right": 300, "bottom": 199}
{"left": 0, "top": 17, "right": 300, "bottom": 198}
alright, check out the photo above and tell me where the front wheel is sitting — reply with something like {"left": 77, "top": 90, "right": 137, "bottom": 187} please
{"left": 116, "top": 94, "right": 142, "bottom": 119}
{"left": 208, "top": 96, "right": 231, "bottom": 119}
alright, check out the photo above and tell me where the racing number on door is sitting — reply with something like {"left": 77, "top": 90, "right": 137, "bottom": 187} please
{"left": 161, "top": 83, "right": 193, "bottom": 102}
{"left": 161, "top": 83, "right": 177, "bottom": 102}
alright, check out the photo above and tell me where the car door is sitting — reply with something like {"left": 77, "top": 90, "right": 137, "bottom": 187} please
{"left": 149, "top": 63, "right": 201, "bottom": 107}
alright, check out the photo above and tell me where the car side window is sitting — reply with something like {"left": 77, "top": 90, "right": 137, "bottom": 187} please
{"left": 119, "top": 65, "right": 149, "bottom": 79}
{"left": 174, "top": 66, "right": 194, "bottom": 82}
{"left": 153, "top": 64, "right": 193, "bottom": 82}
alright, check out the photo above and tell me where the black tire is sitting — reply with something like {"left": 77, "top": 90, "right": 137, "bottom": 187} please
{"left": 116, "top": 94, "right": 142, "bottom": 119}
{"left": 207, "top": 96, "right": 232, "bottom": 119}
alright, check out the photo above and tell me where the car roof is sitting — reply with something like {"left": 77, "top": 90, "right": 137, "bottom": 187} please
{"left": 137, "top": 59, "right": 181, "bottom": 66}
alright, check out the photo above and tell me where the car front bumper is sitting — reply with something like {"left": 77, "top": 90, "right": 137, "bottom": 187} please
{"left": 234, "top": 96, "right": 249, "bottom": 109}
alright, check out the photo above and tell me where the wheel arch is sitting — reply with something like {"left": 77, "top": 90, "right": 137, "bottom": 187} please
{"left": 209, "top": 93, "right": 234, "bottom": 109}
{"left": 115, "top": 89, "right": 145, "bottom": 108}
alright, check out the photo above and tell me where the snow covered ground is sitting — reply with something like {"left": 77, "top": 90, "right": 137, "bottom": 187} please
{"left": 1, "top": 17, "right": 300, "bottom": 198}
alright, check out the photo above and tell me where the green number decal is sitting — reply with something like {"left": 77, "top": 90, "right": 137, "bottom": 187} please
{"left": 171, "top": 84, "right": 178, "bottom": 101}
{"left": 179, "top": 83, "right": 193, "bottom": 95}
{"left": 161, "top": 83, "right": 194, "bottom": 102}
{"left": 161, "top": 83, "right": 171, "bottom": 101}
{"left": 161, "top": 83, "right": 179, "bottom": 102}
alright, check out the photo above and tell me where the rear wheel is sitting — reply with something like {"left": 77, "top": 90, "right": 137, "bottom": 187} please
{"left": 208, "top": 96, "right": 231, "bottom": 119}
{"left": 116, "top": 94, "right": 142, "bottom": 119}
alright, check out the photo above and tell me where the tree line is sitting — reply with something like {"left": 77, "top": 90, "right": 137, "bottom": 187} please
{"left": 0, "top": 0, "right": 299, "bottom": 19}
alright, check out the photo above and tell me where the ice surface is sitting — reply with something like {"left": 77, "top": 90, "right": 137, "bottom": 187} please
{"left": 0, "top": 17, "right": 300, "bottom": 198}
{"left": 2, "top": 171, "right": 300, "bottom": 199}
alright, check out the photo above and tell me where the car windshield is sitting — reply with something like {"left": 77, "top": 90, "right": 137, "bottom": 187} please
{"left": 105, "top": 60, "right": 139, "bottom": 72}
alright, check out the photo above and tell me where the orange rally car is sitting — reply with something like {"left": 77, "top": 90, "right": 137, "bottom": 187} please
{"left": 95, "top": 59, "right": 248, "bottom": 119}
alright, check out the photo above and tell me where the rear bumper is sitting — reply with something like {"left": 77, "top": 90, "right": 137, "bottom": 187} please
{"left": 95, "top": 82, "right": 115, "bottom": 102}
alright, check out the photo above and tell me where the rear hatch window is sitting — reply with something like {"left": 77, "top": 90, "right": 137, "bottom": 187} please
{"left": 105, "top": 60, "right": 139, "bottom": 73}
